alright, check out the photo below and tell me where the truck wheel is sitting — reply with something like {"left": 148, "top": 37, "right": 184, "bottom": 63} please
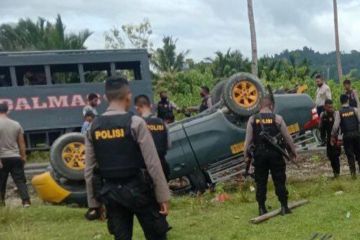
{"left": 210, "top": 79, "right": 227, "bottom": 104}
{"left": 187, "top": 171, "right": 208, "bottom": 193}
{"left": 50, "top": 133, "right": 85, "bottom": 181}
{"left": 222, "top": 72, "right": 265, "bottom": 117}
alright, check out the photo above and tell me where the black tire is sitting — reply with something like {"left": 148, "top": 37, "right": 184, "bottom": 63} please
{"left": 50, "top": 133, "right": 85, "bottom": 181}
{"left": 222, "top": 72, "right": 265, "bottom": 117}
{"left": 187, "top": 171, "right": 208, "bottom": 193}
{"left": 210, "top": 79, "right": 227, "bottom": 104}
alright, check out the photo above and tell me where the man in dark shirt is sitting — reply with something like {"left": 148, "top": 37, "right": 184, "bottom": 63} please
{"left": 319, "top": 99, "right": 341, "bottom": 177}
{"left": 343, "top": 79, "right": 360, "bottom": 108}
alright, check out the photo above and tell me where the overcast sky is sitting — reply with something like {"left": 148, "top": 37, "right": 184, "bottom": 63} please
{"left": 1, "top": 0, "right": 359, "bottom": 60}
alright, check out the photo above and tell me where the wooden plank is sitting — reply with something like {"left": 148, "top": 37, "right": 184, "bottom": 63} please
{"left": 250, "top": 199, "right": 309, "bottom": 224}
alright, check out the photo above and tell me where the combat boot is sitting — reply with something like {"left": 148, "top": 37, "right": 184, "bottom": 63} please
{"left": 258, "top": 203, "right": 268, "bottom": 216}
{"left": 280, "top": 201, "right": 292, "bottom": 216}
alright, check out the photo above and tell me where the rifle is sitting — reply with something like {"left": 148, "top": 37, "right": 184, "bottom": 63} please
{"left": 245, "top": 144, "right": 255, "bottom": 178}
{"left": 259, "top": 131, "right": 299, "bottom": 168}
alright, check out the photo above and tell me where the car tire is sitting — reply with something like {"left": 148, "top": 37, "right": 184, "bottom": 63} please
{"left": 50, "top": 133, "right": 86, "bottom": 181}
{"left": 210, "top": 79, "right": 227, "bottom": 104}
{"left": 222, "top": 72, "right": 265, "bottom": 117}
{"left": 187, "top": 171, "right": 208, "bottom": 193}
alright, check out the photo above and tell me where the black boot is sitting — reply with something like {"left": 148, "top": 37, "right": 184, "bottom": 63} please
{"left": 280, "top": 202, "right": 292, "bottom": 216}
{"left": 258, "top": 203, "right": 268, "bottom": 216}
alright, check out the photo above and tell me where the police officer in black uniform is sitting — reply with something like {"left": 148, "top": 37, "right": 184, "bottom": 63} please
{"left": 157, "top": 91, "right": 177, "bottom": 123}
{"left": 85, "top": 77, "right": 171, "bottom": 240}
{"left": 319, "top": 99, "right": 341, "bottom": 177}
{"left": 135, "top": 94, "right": 170, "bottom": 180}
{"left": 199, "top": 86, "right": 212, "bottom": 112}
{"left": 332, "top": 94, "right": 360, "bottom": 178}
{"left": 244, "top": 96, "right": 297, "bottom": 216}
{"left": 343, "top": 79, "right": 360, "bottom": 108}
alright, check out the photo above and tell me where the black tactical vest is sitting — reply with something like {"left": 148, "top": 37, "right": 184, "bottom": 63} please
{"left": 346, "top": 90, "right": 358, "bottom": 108}
{"left": 157, "top": 100, "right": 175, "bottom": 121}
{"left": 321, "top": 111, "right": 335, "bottom": 141}
{"left": 339, "top": 107, "right": 359, "bottom": 137}
{"left": 252, "top": 113, "right": 280, "bottom": 147}
{"left": 90, "top": 113, "right": 145, "bottom": 179}
{"left": 144, "top": 116, "right": 168, "bottom": 158}
{"left": 199, "top": 96, "right": 210, "bottom": 113}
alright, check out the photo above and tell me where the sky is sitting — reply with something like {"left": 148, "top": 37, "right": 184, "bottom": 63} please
{"left": 1, "top": 0, "right": 360, "bottom": 60}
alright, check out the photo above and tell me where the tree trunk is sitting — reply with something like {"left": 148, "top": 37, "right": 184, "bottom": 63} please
{"left": 247, "top": 0, "right": 258, "bottom": 77}
{"left": 333, "top": 0, "right": 343, "bottom": 81}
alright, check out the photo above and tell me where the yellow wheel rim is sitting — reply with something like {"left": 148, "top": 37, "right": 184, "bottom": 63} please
{"left": 232, "top": 80, "right": 259, "bottom": 108}
{"left": 61, "top": 142, "right": 85, "bottom": 170}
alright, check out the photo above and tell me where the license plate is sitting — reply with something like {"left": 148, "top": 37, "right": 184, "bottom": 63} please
{"left": 288, "top": 123, "right": 300, "bottom": 134}
{"left": 231, "top": 142, "right": 245, "bottom": 154}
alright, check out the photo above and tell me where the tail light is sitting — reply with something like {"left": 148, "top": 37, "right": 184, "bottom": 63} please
{"left": 304, "top": 107, "right": 320, "bottom": 130}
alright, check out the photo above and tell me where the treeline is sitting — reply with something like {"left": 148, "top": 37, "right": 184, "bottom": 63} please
{"left": 274, "top": 47, "right": 360, "bottom": 82}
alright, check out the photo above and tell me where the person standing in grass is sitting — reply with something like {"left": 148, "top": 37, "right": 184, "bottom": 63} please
{"left": 0, "top": 103, "right": 31, "bottom": 207}
{"left": 85, "top": 77, "right": 170, "bottom": 240}
{"left": 244, "top": 95, "right": 297, "bottom": 216}
{"left": 319, "top": 99, "right": 341, "bottom": 177}
{"left": 332, "top": 94, "right": 360, "bottom": 178}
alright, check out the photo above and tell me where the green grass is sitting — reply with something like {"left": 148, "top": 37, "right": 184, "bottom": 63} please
{"left": 1, "top": 176, "right": 360, "bottom": 240}
{"left": 27, "top": 151, "right": 50, "bottom": 163}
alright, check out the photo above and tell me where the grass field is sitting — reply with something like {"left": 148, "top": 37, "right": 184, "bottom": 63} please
{"left": 1, "top": 176, "right": 360, "bottom": 240}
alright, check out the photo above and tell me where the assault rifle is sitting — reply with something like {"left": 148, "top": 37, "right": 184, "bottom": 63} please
{"left": 259, "top": 131, "right": 299, "bottom": 168}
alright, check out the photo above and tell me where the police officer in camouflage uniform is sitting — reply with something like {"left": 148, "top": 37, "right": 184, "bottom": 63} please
{"left": 319, "top": 99, "right": 341, "bottom": 177}
{"left": 85, "top": 77, "right": 170, "bottom": 240}
{"left": 244, "top": 96, "right": 297, "bottom": 216}
{"left": 135, "top": 94, "right": 170, "bottom": 180}
{"left": 332, "top": 94, "right": 360, "bottom": 178}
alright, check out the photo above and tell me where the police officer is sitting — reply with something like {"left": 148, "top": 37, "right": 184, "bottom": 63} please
{"left": 157, "top": 91, "right": 178, "bottom": 124}
{"left": 135, "top": 94, "right": 170, "bottom": 180}
{"left": 343, "top": 79, "right": 360, "bottom": 108}
{"left": 84, "top": 77, "right": 170, "bottom": 240}
{"left": 199, "top": 86, "right": 212, "bottom": 112}
{"left": 332, "top": 94, "right": 360, "bottom": 178}
{"left": 244, "top": 95, "right": 297, "bottom": 216}
{"left": 319, "top": 99, "right": 341, "bottom": 177}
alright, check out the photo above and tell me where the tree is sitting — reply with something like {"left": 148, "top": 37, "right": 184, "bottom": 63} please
{"left": 247, "top": 0, "right": 258, "bottom": 76}
{"left": 206, "top": 49, "right": 251, "bottom": 78}
{"left": 0, "top": 15, "right": 92, "bottom": 51}
{"left": 104, "top": 18, "right": 153, "bottom": 51}
{"left": 152, "top": 36, "right": 189, "bottom": 74}
{"left": 333, "top": 0, "right": 343, "bottom": 81}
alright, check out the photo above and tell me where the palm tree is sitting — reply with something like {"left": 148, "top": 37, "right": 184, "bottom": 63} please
{"left": 0, "top": 15, "right": 92, "bottom": 51}
{"left": 333, "top": 0, "right": 343, "bottom": 81}
{"left": 206, "top": 49, "right": 251, "bottom": 78}
{"left": 152, "top": 36, "right": 189, "bottom": 74}
{"left": 247, "top": 0, "right": 258, "bottom": 76}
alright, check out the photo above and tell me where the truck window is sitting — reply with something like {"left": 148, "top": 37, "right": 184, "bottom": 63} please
{"left": 16, "top": 65, "right": 47, "bottom": 86}
{"left": 114, "top": 61, "right": 142, "bottom": 81}
{"left": 0, "top": 67, "right": 11, "bottom": 87}
{"left": 83, "top": 63, "right": 110, "bottom": 83}
{"left": 51, "top": 64, "right": 80, "bottom": 84}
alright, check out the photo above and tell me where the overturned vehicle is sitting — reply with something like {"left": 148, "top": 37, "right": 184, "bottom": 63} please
{"left": 32, "top": 72, "right": 319, "bottom": 205}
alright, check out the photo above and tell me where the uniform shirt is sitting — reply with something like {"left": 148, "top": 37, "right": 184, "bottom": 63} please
{"left": 331, "top": 104, "right": 360, "bottom": 136}
{"left": 143, "top": 111, "right": 171, "bottom": 149}
{"left": 0, "top": 116, "right": 23, "bottom": 159}
{"left": 315, "top": 83, "right": 332, "bottom": 107}
{"left": 345, "top": 89, "right": 360, "bottom": 108}
{"left": 82, "top": 105, "right": 98, "bottom": 116}
{"left": 84, "top": 109, "right": 170, "bottom": 208}
{"left": 244, "top": 108, "right": 296, "bottom": 160}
